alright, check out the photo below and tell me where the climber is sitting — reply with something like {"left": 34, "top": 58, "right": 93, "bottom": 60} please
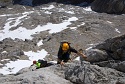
{"left": 32, "top": 59, "right": 53, "bottom": 69}
{"left": 57, "top": 41, "right": 87, "bottom": 65}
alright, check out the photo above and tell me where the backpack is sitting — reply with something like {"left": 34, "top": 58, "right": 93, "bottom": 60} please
{"left": 38, "top": 59, "right": 47, "bottom": 67}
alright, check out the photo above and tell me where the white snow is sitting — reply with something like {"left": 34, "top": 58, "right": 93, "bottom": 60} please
{"left": 74, "top": 56, "right": 80, "bottom": 61}
{"left": 42, "top": 5, "right": 55, "bottom": 10}
{"left": 1, "top": 51, "right": 7, "bottom": 54}
{"left": 1, "top": 59, "right": 10, "bottom": 61}
{"left": 24, "top": 49, "right": 48, "bottom": 61}
{"left": 44, "top": 11, "right": 52, "bottom": 14}
{"left": 0, "top": 49, "right": 48, "bottom": 75}
{"left": 83, "top": 7, "right": 92, "bottom": 11}
{"left": 107, "top": 21, "right": 112, "bottom": 24}
{"left": 0, "top": 16, "right": 78, "bottom": 41}
{"left": 115, "top": 28, "right": 121, "bottom": 33}
{"left": 0, "top": 5, "right": 92, "bottom": 75}
{"left": 87, "top": 44, "right": 94, "bottom": 46}
{"left": 37, "top": 40, "right": 43, "bottom": 46}
{"left": 86, "top": 47, "right": 92, "bottom": 51}
{"left": 0, "top": 60, "right": 32, "bottom": 75}
{"left": 65, "top": 11, "right": 75, "bottom": 14}
{"left": 0, "top": 14, "right": 78, "bottom": 75}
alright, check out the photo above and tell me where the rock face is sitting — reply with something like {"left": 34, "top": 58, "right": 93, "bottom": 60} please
{"left": 84, "top": 34, "right": 125, "bottom": 72}
{"left": 65, "top": 61, "right": 125, "bottom": 84}
{"left": 0, "top": 65, "right": 73, "bottom": 84}
{"left": 85, "top": 49, "right": 108, "bottom": 63}
{"left": 91, "top": 0, "right": 125, "bottom": 14}
{"left": 3, "top": 0, "right": 125, "bottom": 14}
{"left": 0, "top": 1, "right": 125, "bottom": 84}
{"left": 12, "top": 0, "right": 94, "bottom": 6}
{"left": 0, "top": 61, "right": 125, "bottom": 84}
{"left": 94, "top": 34, "right": 125, "bottom": 61}
{"left": 0, "top": 0, "right": 12, "bottom": 7}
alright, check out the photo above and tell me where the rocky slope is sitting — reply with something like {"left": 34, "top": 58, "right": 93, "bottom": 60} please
{"left": 0, "top": 1, "right": 125, "bottom": 84}
{"left": 0, "top": 61, "right": 125, "bottom": 84}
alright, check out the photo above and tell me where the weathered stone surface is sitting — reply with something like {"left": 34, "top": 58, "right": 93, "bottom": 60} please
{"left": 0, "top": 65, "right": 73, "bottom": 84}
{"left": 0, "top": 1, "right": 125, "bottom": 84}
{"left": 93, "top": 60, "right": 125, "bottom": 73}
{"left": 83, "top": 34, "right": 125, "bottom": 72}
{"left": 0, "top": 0, "right": 12, "bottom": 7}
{"left": 94, "top": 34, "right": 125, "bottom": 60}
{"left": 85, "top": 49, "right": 108, "bottom": 63}
{"left": 65, "top": 61, "right": 125, "bottom": 84}
{"left": 91, "top": 0, "right": 125, "bottom": 14}
{"left": 0, "top": 61, "right": 125, "bottom": 84}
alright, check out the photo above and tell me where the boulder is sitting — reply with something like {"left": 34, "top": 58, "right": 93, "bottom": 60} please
{"left": 0, "top": 65, "right": 72, "bottom": 84}
{"left": 94, "top": 34, "right": 125, "bottom": 60}
{"left": 91, "top": 0, "right": 125, "bottom": 14}
{"left": 0, "top": 0, "right": 11, "bottom": 7}
{"left": 82, "top": 49, "right": 108, "bottom": 63}
{"left": 93, "top": 60, "right": 125, "bottom": 73}
{"left": 83, "top": 34, "right": 125, "bottom": 72}
{"left": 65, "top": 61, "right": 125, "bottom": 84}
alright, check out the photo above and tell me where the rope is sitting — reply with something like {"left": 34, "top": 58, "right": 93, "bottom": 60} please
{"left": 82, "top": 62, "right": 86, "bottom": 84}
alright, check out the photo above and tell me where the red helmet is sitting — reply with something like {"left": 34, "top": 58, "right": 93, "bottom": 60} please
{"left": 33, "top": 60, "right": 36, "bottom": 64}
